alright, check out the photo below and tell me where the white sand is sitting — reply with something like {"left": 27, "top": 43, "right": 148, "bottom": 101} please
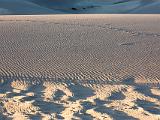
{"left": 0, "top": 15, "right": 160, "bottom": 119}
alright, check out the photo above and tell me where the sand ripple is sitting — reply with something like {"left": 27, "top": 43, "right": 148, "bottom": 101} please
{"left": 0, "top": 15, "right": 160, "bottom": 119}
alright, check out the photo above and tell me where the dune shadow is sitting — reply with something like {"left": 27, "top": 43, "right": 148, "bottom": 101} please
{"left": 108, "top": 91, "right": 126, "bottom": 100}
{"left": 135, "top": 86, "right": 160, "bottom": 100}
{"left": 67, "top": 83, "right": 95, "bottom": 100}
{"left": 0, "top": 113, "right": 9, "bottom": 120}
{"left": 24, "top": 84, "right": 65, "bottom": 115}
{"left": 77, "top": 99, "right": 108, "bottom": 120}
{"left": 94, "top": 98, "right": 108, "bottom": 105}
{"left": 122, "top": 76, "right": 160, "bottom": 100}
{"left": 80, "top": 98, "right": 137, "bottom": 120}
{"left": 74, "top": 111, "right": 93, "bottom": 120}
{"left": 5, "top": 92, "right": 24, "bottom": 99}
{"left": 33, "top": 100, "right": 64, "bottom": 114}
{"left": 122, "top": 76, "right": 136, "bottom": 85}
{"left": 81, "top": 101, "right": 96, "bottom": 110}
{"left": 95, "top": 106, "right": 138, "bottom": 120}
{"left": 0, "top": 77, "right": 13, "bottom": 93}
{"left": 29, "top": 115, "right": 42, "bottom": 120}
{"left": 53, "top": 89, "right": 66, "bottom": 101}
{"left": 136, "top": 99, "right": 160, "bottom": 115}
{"left": 80, "top": 98, "right": 108, "bottom": 111}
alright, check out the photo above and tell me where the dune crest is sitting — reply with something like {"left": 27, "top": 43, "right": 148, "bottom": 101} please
{"left": 0, "top": 0, "right": 160, "bottom": 14}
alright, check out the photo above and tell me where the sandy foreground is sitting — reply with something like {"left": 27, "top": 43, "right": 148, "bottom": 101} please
{"left": 0, "top": 15, "right": 160, "bottom": 120}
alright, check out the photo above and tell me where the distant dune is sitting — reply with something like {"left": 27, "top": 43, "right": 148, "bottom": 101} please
{"left": 0, "top": 0, "right": 160, "bottom": 14}
{"left": 0, "top": 15, "right": 160, "bottom": 119}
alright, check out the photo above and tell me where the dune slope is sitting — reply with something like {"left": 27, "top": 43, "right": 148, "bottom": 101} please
{"left": 1, "top": 0, "right": 160, "bottom": 14}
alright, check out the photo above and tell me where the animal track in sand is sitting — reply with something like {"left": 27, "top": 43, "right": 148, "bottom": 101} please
{"left": 119, "top": 42, "right": 135, "bottom": 46}
{"left": 0, "top": 19, "right": 160, "bottom": 38}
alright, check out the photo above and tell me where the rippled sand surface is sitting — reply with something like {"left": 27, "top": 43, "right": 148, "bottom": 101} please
{"left": 0, "top": 15, "right": 160, "bottom": 119}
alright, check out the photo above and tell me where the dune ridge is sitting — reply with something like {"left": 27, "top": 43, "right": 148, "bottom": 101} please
{"left": 0, "top": 0, "right": 160, "bottom": 14}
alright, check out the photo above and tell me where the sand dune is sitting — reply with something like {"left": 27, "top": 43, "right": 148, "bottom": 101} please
{"left": 0, "top": 0, "right": 160, "bottom": 14}
{"left": 0, "top": 0, "right": 62, "bottom": 14}
{"left": 0, "top": 15, "right": 160, "bottom": 119}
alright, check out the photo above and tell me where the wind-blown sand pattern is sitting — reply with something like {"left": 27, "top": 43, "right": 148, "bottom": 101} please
{"left": 0, "top": 15, "right": 160, "bottom": 119}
